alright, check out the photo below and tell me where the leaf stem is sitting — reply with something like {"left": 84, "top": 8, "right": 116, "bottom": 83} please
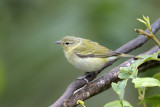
{"left": 137, "top": 88, "right": 146, "bottom": 107}
{"left": 152, "top": 36, "right": 160, "bottom": 48}
{"left": 135, "top": 29, "right": 160, "bottom": 48}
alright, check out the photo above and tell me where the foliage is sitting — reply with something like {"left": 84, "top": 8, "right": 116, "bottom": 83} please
{"left": 104, "top": 100, "right": 132, "bottom": 107}
{"left": 104, "top": 16, "right": 160, "bottom": 107}
{"left": 105, "top": 51, "right": 160, "bottom": 107}
{"left": 111, "top": 80, "right": 127, "bottom": 106}
{"left": 140, "top": 95, "right": 160, "bottom": 107}
{"left": 153, "top": 72, "right": 160, "bottom": 80}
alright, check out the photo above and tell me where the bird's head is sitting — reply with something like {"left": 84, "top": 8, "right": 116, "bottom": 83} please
{"left": 54, "top": 36, "right": 81, "bottom": 52}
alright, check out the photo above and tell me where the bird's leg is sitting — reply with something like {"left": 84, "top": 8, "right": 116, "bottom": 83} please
{"left": 74, "top": 71, "right": 97, "bottom": 95}
{"left": 84, "top": 71, "right": 97, "bottom": 78}
{"left": 76, "top": 71, "right": 97, "bottom": 83}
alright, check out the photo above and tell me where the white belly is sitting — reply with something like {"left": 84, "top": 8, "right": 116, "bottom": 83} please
{"left": 74, "top": 57, "right": 106, "bottom": 72}
{"left": 64, "top": 51, "right": 118, "bottom": 72}
{"left": 64, "top": 52, "right": 106, "bottom": 72}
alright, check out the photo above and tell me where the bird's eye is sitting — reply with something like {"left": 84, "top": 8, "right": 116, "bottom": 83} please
{"left": 65, "top": 42, "right": 70, "bottom": 45}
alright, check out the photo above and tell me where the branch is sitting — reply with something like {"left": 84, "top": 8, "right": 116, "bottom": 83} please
{"left": 50, "top": 18, "right": 160, "bottom": 107}
{"left": 65, "top": 46, "right": 160, "bottom": 107}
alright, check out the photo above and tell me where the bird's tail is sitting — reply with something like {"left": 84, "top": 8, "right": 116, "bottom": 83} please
{"left": 120, "top": 54, "right": 135, "bottom": 58}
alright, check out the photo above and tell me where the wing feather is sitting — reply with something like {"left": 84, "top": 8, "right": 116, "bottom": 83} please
{"left": 75, "top": 39, "right": 120, "bottom": 58}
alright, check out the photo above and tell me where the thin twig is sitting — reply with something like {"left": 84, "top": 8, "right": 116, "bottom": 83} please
{"left": 136, "top": 16, "right": 160, "bottom": 48}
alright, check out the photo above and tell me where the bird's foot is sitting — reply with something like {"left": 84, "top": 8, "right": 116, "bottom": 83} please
{"left": 76, "top": 72, "right": 96, "bottom": 83}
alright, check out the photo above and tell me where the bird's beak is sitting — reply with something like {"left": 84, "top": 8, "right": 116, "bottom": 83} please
{"left": 54, "top": 41, "right": 61, "bottom": 44}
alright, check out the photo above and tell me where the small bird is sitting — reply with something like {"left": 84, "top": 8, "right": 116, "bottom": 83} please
{"left": 54, "top": 36, "right": 134, "bottom": 73}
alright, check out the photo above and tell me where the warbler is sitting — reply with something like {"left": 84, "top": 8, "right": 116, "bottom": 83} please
{"left": 54, "top": 36, "right": 133, "bottom": 72}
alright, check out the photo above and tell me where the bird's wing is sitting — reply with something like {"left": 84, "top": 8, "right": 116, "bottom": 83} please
{"left": 75, "top": 39, "right": 120, "bottom": 58}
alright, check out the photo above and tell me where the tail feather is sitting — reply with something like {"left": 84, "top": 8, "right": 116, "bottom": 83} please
{"left": 120, "top": 54, "right": 135, "bottom": 58}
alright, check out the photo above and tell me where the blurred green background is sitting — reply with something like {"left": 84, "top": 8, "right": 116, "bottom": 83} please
{"left": 0, "top": 0, "right": 160, "bottom": 107}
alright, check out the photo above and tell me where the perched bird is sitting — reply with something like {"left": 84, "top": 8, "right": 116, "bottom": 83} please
{"left": 54, "top": 36, "right": 133, "bottom": 73}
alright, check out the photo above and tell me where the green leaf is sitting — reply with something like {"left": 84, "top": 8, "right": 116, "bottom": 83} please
{"left": 140, "top": 95, "right": 160, "bottom": 107}
{"left": 119, "top": 51, "right": 160, "bottom": 80}
{"left": 153, "top": 72, "right": 160, "bottom": 80}
{"left": 132, "top": 77, "right": 160, "bottom": 88}
{"left": 119, "top": 67, "right": 132, "bottom": 79}
{"left": 137, "top": 18, "right": 147, "bottom": 26}
{"left": 104, "top": 100, "right": 133, "bottom": 107}
{"left": 111, "top": 80, "right": 128, "bottom": 106}
{"left": 129, "top": 59, "right": 144, "bottom": 68}
{"left": 137, "top": 52, "right": 160, "bottom": 62}
{"left": 119, "top": 67, "right": 137, "bottom": 79}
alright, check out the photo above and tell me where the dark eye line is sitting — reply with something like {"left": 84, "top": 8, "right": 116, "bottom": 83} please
{"left": 64, "top": 42, "right": 74, "bottom": 45}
